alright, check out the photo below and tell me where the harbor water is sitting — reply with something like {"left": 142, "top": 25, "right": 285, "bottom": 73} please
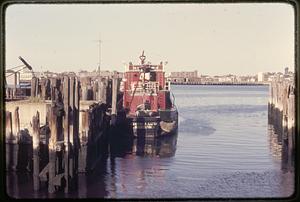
{"left": 6, "top": 85, "right": 294, "bottom": 198}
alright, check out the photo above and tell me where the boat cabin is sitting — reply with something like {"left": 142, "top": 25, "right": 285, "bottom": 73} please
{"left": 123, "top": 52, "right": 172, "bottom": 116}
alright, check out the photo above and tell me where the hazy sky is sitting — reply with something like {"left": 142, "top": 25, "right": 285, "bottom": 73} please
{"left": 5, "top": 3, "right": 294, "bottom": 75}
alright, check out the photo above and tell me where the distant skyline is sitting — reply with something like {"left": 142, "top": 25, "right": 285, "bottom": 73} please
{"left": 5, "top": 3, "right": 294, "bottom": 75}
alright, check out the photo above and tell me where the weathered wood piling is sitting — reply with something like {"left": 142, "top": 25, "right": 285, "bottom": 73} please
{"left": 12, "top": 107, "right": 20, "bottom": 170}
{"left": 268, "top": 79, "right": 295, "bottom": 170}
{"left": 5, "top": 111, "right": 13, "bottom": 171}
{"left": 99, "top": 78, "right": 108, "bottom": 103}
{"left": 30, "top": 77, "right": 40, "bottom": 99}
{"left": 63, "top": 76, "right": 70, "bottom": 192}
{"left": 78, "top": 109, "right": 89, "bottom": 173}
{"left": 32, "top": 111, "right": 40, "bottom": 191}
{"left": 5, "top": 74, "right": 121, "bottom": 194}
{"left": 5, "top": 107, "right": 20, "bottom": 171}
{"left": 40, "top": 78, "right": 51, "bottom": 100}
{"left": 110, "top": 76, "right": 119, "bottom": 126}
{"left": 88, "top": 103, "right": 109, "bottom": 170}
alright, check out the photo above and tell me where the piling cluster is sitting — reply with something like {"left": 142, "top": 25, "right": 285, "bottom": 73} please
{"left": 268, "top": 79, "right": 295, "bottom": 170}
{"left": 5, "top": 74, "right": 122, "bottom": 194}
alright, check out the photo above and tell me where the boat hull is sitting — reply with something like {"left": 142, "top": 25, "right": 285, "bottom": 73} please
{"left": 128, "top": 108, "right": 178, "bottom": 138}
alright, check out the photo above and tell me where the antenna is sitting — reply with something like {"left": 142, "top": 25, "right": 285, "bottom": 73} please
{"left": 92, "top": 34, "right": 102, "bottom": 75}
{"left": 97, "top": 34, "right": 102, "bottom": 75}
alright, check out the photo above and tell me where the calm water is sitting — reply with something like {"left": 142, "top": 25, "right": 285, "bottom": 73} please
{"left": 6, "top": 85, "right": 294, "bottom": 199}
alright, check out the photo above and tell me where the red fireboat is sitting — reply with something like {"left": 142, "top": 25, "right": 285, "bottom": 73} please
{"left": 122, "top": 51, "right": 178, "bottom": 138}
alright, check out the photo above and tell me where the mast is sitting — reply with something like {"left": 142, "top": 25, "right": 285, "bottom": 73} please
{"left": 139, "top": 51, "right": 147, "bottom": 105}
{"left": 139, "top": 50, "right": 146, "bottom": 65}
{"left": 139, "top": 51, "right": 146, "bottom": 90}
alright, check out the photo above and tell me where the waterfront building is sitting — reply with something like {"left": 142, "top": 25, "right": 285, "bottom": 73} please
{"left": 217, "top": 74, "right": 237, "bottom": 83}
{"left": 77, "top": 70, "right": 124, "bottom": 78}
{"left": 19, "top": 69, "right": 34, "bottom": 83}
{"left": 257, "top": 72, "right": 266, "bottom": 82}
{"left": 169, "top": 70, "right": 200, "bottom": 84}
{"left": 170, "top": 70, "right": 198, "bottom": 78}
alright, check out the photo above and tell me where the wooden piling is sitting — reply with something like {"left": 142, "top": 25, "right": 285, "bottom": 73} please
{"left": 13, "top": 107, "right": 20, "bottom": 139}
{"left": 13, "top": 72, "right": 17, "bottom": 99}
{"left": 48, "top": 105, "right": 57, "bottom": 194}
{"left": 6, "top": 88, "right": 10, "bottom": 100}
{"left": 12, "top": 107, "right": 20, "bottom": 170}
{"left": 85, "top": 103, "right": 109, "bottom": 171}
{"left": 73, "top": 77, "right": 80, "bottom": 184}
{"left": 111, "top": 77, "right": 118, "bottom": 125}
{"left": 31, "top": 77, "right": 37, "bottom": 98}
{"left": 63, "top": 76, "right": 70, "bottom": 193}
{"left": 99, "top": 78, "right": 107, "bottom": 104}
{"left": 70, "top": 77, "right": 75, "bottom": 180}
{"left": 87, "top": 85, "right": 92, "bottom": 100}
{"left": 269, "top": 79, "right": 295, "bottom": 171}
{"left": 92, "top": 80, "right": 98, "bottom": 101}
{"left": 41, "top": 78, "right": 50, "bottom": 100}
{"left": 5, "top": 108, "right": 20, "bottom": 171}
{"left": 287, "top": 85, "right": 295, "bottom": 167}
{"left": 45, "top": 78, "right": 51, "bottom": 100}
{"left": 5, "top": 111, "right": 13, "bottom": 171}
{"left": 50, "top": 78, "right": 61, "bottom": 102}
{"left": 78, "top": 110, "right": 89, "bottom": 172}
{"left": 36, "top": 78, "right": 40, "bottom": 98}
{"left": 50, "top": 78, "right": 57, "bottom": 102}
{"left": 80, "top": 77, "right": 91, "bottom": 101}
{"left": 32, "top": 111, "right": 40, "bottom": 191}
{"left": 41, "top": 78, "right": 45, "bottom": 100}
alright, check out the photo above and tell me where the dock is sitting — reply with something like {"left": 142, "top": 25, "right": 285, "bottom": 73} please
{"left": 5, "top": 74, "right": 123, "bottom": 194}
{"left": 268, "top": 78, "right": 295, "bottom": 171}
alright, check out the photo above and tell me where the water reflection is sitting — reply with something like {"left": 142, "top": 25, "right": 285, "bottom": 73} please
{"left": 133, "top": 135, "right": 177, "bottom": 157}
{"left": 268, "top": 124, "right": 294, "bottom": 173}
{"left": 109, "top": 122, "right": 178, "bottom": 158}
{"left": 107, "top": 130, "right": 178, "bottom": 197}
{"left": 6, "top": 131, "right": 178, "bottom": 198}
{"left": 268, "top": 125, "right": 282, "bottom": 161}
{"left": 268, "top": 120, "right": 296, "bottom": 197}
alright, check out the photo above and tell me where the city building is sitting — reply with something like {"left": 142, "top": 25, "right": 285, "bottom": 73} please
{"left": 257, "top": 72, "right": 266, "bottom": 82}
{"left": 19, "top": 69, "right": 34, "bottom": 83}
{"left": 168, "top": 70, "right": 201, "bottom": 84}
{"left": 170, "top": 70, "right": 198, "bottom": 78}
{"left": 77, "top": 70, "right": 124, "bottom": 78}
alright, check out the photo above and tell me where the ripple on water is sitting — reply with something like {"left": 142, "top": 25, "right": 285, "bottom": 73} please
{"left": 179, "top": 118, "right": 216, "bottom": 135}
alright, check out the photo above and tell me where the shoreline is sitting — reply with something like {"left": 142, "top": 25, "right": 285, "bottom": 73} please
{"left": 170, "top": 83, "right": 269, "bottom": 86}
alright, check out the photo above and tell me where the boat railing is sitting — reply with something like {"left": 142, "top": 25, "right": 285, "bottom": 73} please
{"left": 129, "top": 64, "right": 163, "bottom": 71}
